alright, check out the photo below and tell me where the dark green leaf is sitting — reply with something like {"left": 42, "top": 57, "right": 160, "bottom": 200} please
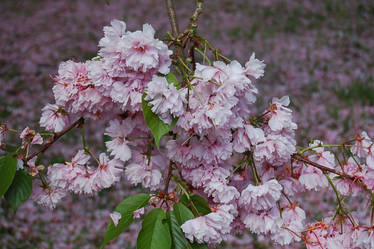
{"left": 142, "top": 93, "right": 177, "bottom": 150}
{"left": 105, "top": 0, "right": 110, "bottom": 5}
{"left": 167, "top": 210, "right": 193, "bottom": 249}
{"left": 0, "top": 154, "right": 17, "bottom": 197}
{"left": 173, "top": 202, "right": 194, "bottom": 224}
{"left": 101, "top": 193, "right": 150, "bottom": 248}
{"left": 180, "top": 194, "right": 211, "bottom": 216}
{"left": 4, "top": 169, "right": 32, "bottom": 212}
{"left": 137, "top": 208, "right": 171, "bottom": 249}
{"left": 166, "top": 72, "right": 180, "bottom": 89}
{"left": 191, "top": 243, "right": 208, "bottom": 249}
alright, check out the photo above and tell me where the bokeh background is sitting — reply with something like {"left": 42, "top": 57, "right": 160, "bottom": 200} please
{"left": 1, "top": 0, "right": 374, "bottom": 248}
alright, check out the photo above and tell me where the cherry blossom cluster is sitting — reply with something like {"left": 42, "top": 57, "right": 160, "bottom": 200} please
{"left": 2, "top": 17, "right": 374, "bottom": 249}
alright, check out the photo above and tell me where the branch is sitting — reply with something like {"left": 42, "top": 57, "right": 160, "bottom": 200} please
{"left": 163, "top": 161, "right": 173, "bottom": 194}
{"left": 165, "top": 0, "right": 179, "bottom": 36}
{"left": 189, "top": 0, "right": 204, "bottom": 31}
{"left": 25, "top": 117, "right": 84, "bottom": 161}
{"left": 291, "top": 154, "right": 354, "bottom": 181}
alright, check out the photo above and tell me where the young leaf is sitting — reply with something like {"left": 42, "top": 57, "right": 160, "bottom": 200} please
{"left": 4, "top": 169, "right": 32, "bottom": 212}
{"left": 142, "top": 93, "right": 177, "bottom": 150}
{"left": 137, "top": 208, "right": 171, "bottom": 249}
{"left": 180, "top": 194, "right": 211, "bottom": 216}
{"left": 100, "top": 193, "right": 150, "bottom": 249}
{"left": 0, "top": 154, "right": 17, "bottom": 197}
{"left": 166, "top": 72, "right": 180, "bottom": 89}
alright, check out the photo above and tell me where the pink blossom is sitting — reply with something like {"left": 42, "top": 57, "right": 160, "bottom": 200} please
{"left": 253, "top": 133, "right": 296, "bottom": 166}
{"left": 244, "top": 53, "right": 265, "bottom": 79}
{"left": 31, "top": 182, "right": 67, "bottom": 209}
{"left": 121, "top": 24, "right": 172, "bottom": 74}
{"left": 167, "top": 130, "right": 233, "bottom": 169}
{"left": 93, "top": 153, "right": 123, "bottom": 189}
{"left": 266, "top": 96, "right": 297, "bottom": 132}
{"left": 242, "top": 208, "right": 281, "bottom": 234}
{"left": 181, "top": 205, "right": 236, "bottom": 244}
{"left": 233, "top": 124, "right": 265, "bottom": 153}
{"left": 86, "top": 60, "right": 113, "bottom": 97}
{"left": 352, "top": 131, "right": 374, "bottom": 169}
{"left": 239, "top": 179, "right": 282, "bottom": 211}
{"left": 271, "top": 205, "right": 305, "bottom": 245}
{"left": 52, "top": 60, "right": 113, "bottom": 119}
{"left": 299, "top": 165, "right": 328, "bottom": 191}
{"left": 105, "top": 119, "right": 133, "bottom": 162}
{"left": 177, "top": 60, "right": 258, "bottom": 134}
{"left": 39, "top": 104, "right": 71, "bottom": 132}
{"left": 356, "top": 227, "right": 374, "bottom": 249}
{"left": 20, "top": 127, "right": 43, "bottom": 148}
{"left": 98, "top": 21, "right": 172, "bottom": 77}
{"left": 184, "top": 166, "right": 239, "bottom": 203}
{"left": 48, "top": 150, "right": 90, "bottom": 190}
{"left": 125, "top": 163, "right": 162, "bottom": 190}
{"left": 144, "top": 75, "right": 187, "bottom": 125}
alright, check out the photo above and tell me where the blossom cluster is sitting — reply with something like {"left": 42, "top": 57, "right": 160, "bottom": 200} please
{"left": 2, "top": 17, "right": 374, "bottom": 249}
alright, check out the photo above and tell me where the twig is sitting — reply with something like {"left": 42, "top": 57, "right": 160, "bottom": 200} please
{"left": 165, "top": 0, "right": 179, "bottom": 36}
{"left": 25, "top": 118, "right": 84, "bottom": 161}
{"left": 291, "top": 154, "right": 354, "bottom": 181}
{"left": 163, "top": 161, "right": 173, "bottom": 194}
{"left": 189, "top": 0, "right": 204, "bottom": 31}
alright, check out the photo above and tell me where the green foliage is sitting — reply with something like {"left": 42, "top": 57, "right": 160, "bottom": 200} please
{"left": 0, "top": 154, "right": 17, "bottom": 197}
{"left": 166, "top": 72, "right": 181, "bottom": 89}
{"left": 137, "top": 208, "right": 171, "bottom": 249}
{"left": 180, "top": 194, "right": 211, "bottom": 216}
{"left": 4, "top": 169, "right": 32, "bottom": 212}
{"left": 167, "top": 210, "right": 193, "bottom": 249}
{"left": 101, "top": 193, "right": 150, "bottom": 248}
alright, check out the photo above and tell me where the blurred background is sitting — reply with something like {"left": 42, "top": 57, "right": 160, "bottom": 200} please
{"left": 0, "top": 0, "right": 373, "bottom": 248}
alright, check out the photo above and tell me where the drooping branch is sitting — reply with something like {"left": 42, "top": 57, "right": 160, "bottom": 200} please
{"left": 165, "top": 0, "right": 179, "bottom": 36}
{"left": 25, "top": 117, "right": 84, "bottom": 162}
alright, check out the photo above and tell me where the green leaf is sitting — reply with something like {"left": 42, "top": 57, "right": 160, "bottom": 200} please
{"left": 142, "top": 93, "right": 177, "bottom": 150}
{"left": 0, "top": 154, "right": 17, "bottom": 197}
{"left": 137, "top": 208, "right": 171, "bottom": 249}
{"left": 180, "top": 194, "right": 211, "bottom": 216}
{"left": 4, "top": 169, "right": 32, "bottom": 212}
{"left": 166, "top": 72, "right": 180, "bottom": 89}
{"left": 169, "top": 203, "right": 208, "bottom": 249}
{"left": 191, "top": 243, "right": 208, "bottom": 249}
{"left": 100, "top": 193, "right": 150, "bottom": 249}
{"left": 105, "top": 0, "right": 110, "bottom": 5}
{"left": 173, "top": 202, "right": 195, "bottom": 224}
{"left": 167, "top": 210, "right": 193, "bottom": 249}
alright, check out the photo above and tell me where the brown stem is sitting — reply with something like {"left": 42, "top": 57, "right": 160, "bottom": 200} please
{"left": 25, "top": 117, "right": 84, "bottom": 162}
{"left": 291, "top": 154, "right": 354, "bottom": 181}
{"left": 188, "top": 40, "right": 197, "bottom": 71}
{"left": 163, "top": 161, "right": 173, "bottom": 194}
{"left": 165, "top": 0, "right": 179, "bottom": 36}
